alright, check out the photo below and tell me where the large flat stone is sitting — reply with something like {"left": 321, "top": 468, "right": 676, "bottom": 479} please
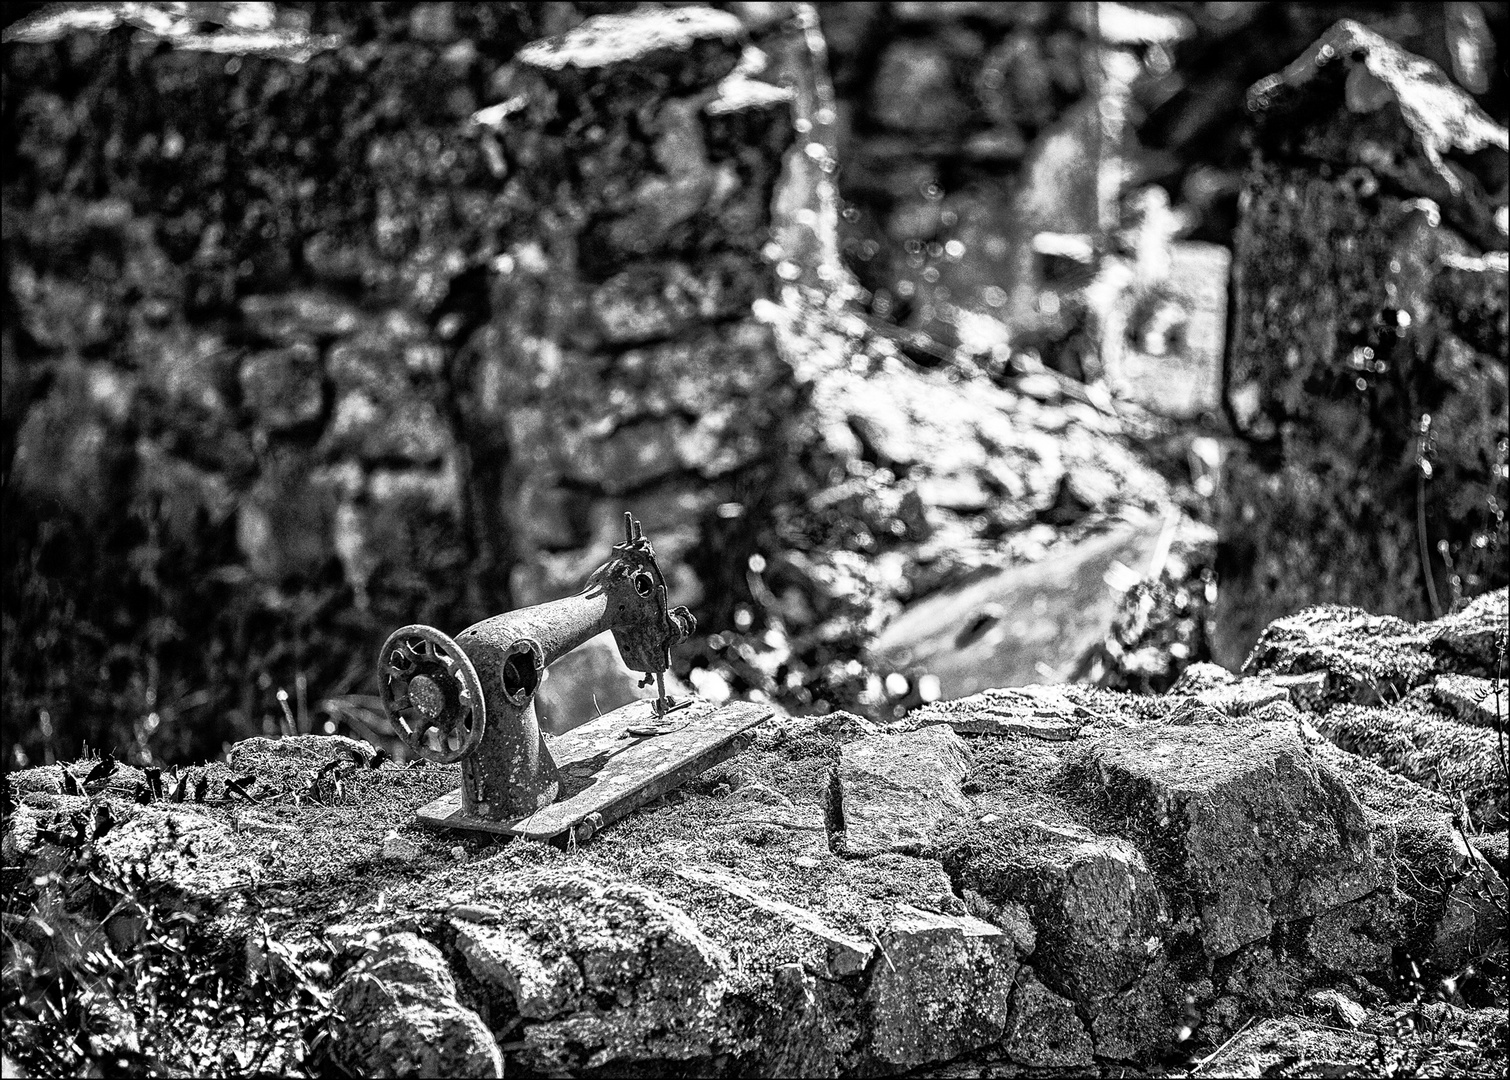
{"left": 870, "top": 514, "right": 1170, "bottom": 696}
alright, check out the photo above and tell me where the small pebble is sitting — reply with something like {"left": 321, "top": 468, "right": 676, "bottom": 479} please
{"left": 793, "top": 855, "right": 819, "bottom": 869}
{"left": 381, "top": 830, "right": 422, "bottom": 861}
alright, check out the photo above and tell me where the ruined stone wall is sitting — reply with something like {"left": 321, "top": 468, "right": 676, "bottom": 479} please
{"left": 1214, "top": 21, "right": 1509, "bottom": 665}
{"left": 818, "top": 2, "right": 1175, "bottom": 358}
{"left": 816, "top": 2, "right": 1506, "bottom": 395}
{"left": 1, "top": 2, "right": 1211, "bottom": 765}
{"left": 0, "top": 3, "right": 797, "bottom": 763}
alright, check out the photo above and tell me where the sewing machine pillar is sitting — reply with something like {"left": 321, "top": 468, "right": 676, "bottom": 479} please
{"left": 457, "top": 645, "right": 558, "bottom": 818}
{"left": 455, "top": 590, "right": 615, "bottom": 819}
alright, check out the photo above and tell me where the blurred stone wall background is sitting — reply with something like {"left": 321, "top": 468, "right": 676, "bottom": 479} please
{"left": 4, "top": 1, "right": 787, "bottom": 764}
{"left": 822, "top": 2, "right": 1507, "bottom": 363}
{"left": 2, "top": 1, "right": 1505, "bottom": 769}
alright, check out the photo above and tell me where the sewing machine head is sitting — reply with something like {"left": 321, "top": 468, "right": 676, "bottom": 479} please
{"left": 377, "top": 514, "right": 769, "bottom": 843}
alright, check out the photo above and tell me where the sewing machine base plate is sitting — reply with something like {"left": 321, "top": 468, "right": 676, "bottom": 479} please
{"left": 415, "top": 697, "right": 772, "bottom": 842}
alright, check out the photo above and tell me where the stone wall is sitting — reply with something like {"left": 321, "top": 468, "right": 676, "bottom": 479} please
{"left": 816, "top": 2, "right": 1507, "bottom": 413}
{"left": 3, "top": 590, "right": 1504, "bottom": 1076}
{"left": 1, "top": 3, "right": 798, "bottom": 763}
{"left": 819, "top": 3, "right": 1190, "bottom": 358}
{"left": 2, "top": 2, "right": 1206, "bottom": 765}
{"left": 1214, "top": 20, "right": 1509, "bottom": 665}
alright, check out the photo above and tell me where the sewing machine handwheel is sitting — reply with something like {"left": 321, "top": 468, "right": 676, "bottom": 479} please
{"left": 378, "top": 624, "right": 486, "bottom": 765}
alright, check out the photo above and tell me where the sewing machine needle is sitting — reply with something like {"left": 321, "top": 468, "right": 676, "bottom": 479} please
{"left": 655, "top": 670, "right": 668, "bottom": 715}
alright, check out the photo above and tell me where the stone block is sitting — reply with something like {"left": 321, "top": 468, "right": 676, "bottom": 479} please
{"left": 1242, "top": 604, "right": 1435, "bottom": 705}
{"left": 1001, "top": 967, "right": 1094, "bottom": 1067}
{"left": 1309, "top": 701, "right": 1507, "bottom": 828}
{"left": 9, "top": 361, "right": 135, "bottom": 524}
{"left": 865, "top": 906, "right": 1018, "bottom": 1068}
{"left": 1080, "top": 720, "right": 1388, "bottom": 958}
{"left": 590, "top": 254, "right": 762, "bottom": 345}
{"left": 1025, "top": 830, "right": 1166, "bottom": 1001}
{"left": 835, "top": 726, "right": 972, "bottom": 857}
{"left": 1085, "top": 958, "right": 1183, "bottom": 1062}
{"left": 516, "top": 7, "right": 745, "bottom": 95}
{"left": 133, "top": 439, "right": 236, "bottom": 544}
{"left": 938, "top": 807, "right": 1169, "bottom": 1002}
{"left": 1301, "top": 890, "right": 1395, "bottom": 975}
{"left": 869, "top": 40, "right": 965, "bottom": 133}
{"left": 1428, "top": 588, "right": 1509, "bottom": 675}
{"left": 240, "top": 290, "right": 364, "bottom": 345}
{"left": 332, "top": 933, "right": 502, "bottom": 1079}
{"left": 136, "top": 324, "right": 234, "bottom": 416}
{"left": 236, "top": 455, "right": 340, "bottom": 581}
{"left": 1430, "top": 858, "right": 1508, "bottom": 972}
{"left": 8, "top": 263, "right": 117, "bottom": 351}
{"left": 320, "top": 391, "right": 451, "bottom": 465}
{"left": 239, "top": 343, "right": 324, "bottom": 431}
{"left": 452, "top": 869, "right": 737, "bottom": 1072}
{"left": 1420, "top": 673, "right": 1508, "bottom": 729}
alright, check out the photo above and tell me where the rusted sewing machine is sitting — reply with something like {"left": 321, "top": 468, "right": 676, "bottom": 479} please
{"left": 378, "top": 514, "right": 770, "bottom": 844}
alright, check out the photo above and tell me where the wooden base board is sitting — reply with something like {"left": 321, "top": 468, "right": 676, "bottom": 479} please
{"left": 414, "top": 697, "right": 772, "bottom": 842}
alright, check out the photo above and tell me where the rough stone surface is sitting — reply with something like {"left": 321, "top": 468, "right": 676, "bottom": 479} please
{"left": 1242, "top": 605, "right": 1437, "bottom": 704}
{"left": 1079, "top": 718, "right": 1388, "bottom": 958}
{"left": 332, "top": 933, "right": 503, "bottom": 1079}
{"left": 1218, "top": 21, "right": 1509, "bottom": 664}
{"left": 1000, "top": 967, "right": 1095, "bottom": 1067}
{"left": 1243, "top": 589, "right": 1510, "bottom": 827}
{"left": 1422, "top": 673, "right": 1508, "bottom": 729}
{"left": 866, "top": 906, "right": 1018, "bottom": 1068}
{"left": 835, "top": 726, "right": 972, "bottom": 857}
{"left": 1310, "top": 702, "right": 1508, "bottom": 827}
{"left": 5, "top": 589, "right": 1508, "bottom": 1074}
{"left": 448, "top": 867, "right": 765, "bottom": 1072}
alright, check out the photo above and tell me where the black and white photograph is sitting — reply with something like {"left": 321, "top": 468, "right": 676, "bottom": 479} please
{"left": 1, "top": 2, "right": 1506, "bottom": 1076}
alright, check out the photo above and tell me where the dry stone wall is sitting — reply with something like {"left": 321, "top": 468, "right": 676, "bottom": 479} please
{"left": 2, "top": 1, "right": 1202, "bottom": 765}
{"left": 3, "top": 591, "right": 1504, "bottom": 1076}
{"left": 1216, "top": 19, "right": 1509, "bottom": 665}
{"left": 818, "top": 2, "right": 1192, "bottom": 358}
{"left": 1, "top": 3, "right": 799, "bottom": 762}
